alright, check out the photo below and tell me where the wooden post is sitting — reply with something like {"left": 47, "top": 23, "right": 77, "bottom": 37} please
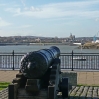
{"left": 8, "top": 83, "right": 18, "bottom": 99}
{"left": 8, "top": 73, "right": 25, "bottom": 99}
{"left": 48, "top": 58, "right": 60, "bottom": 99}
{"left": 48, "top": 86, "right": 55, "bottom": 99}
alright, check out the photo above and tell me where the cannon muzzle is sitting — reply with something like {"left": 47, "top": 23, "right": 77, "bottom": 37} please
{"left": 20, "top": 46, "right": 60, "bottom": 78}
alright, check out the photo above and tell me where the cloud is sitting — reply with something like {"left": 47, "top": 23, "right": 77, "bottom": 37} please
{"left": 21, "top": 0, "right": 26, "bottom": 6}
{"left": 95, "top": 18, "right": 99, "bottom": 21}
{"left": 0, "top": 17, "right": 12, "bottom": 27}
{"left": 5, "top": 0, "right": 99, "bottom": 19}
{"left": 5, "top": 8, "right": 21, "bottom": 14}
{"left": 13, "top": 4, "right": 21, "bottom": 7}
{"left": 18, "top": 25, "right": 32, "bottom": 28}
{"left": 23, "top": 6, "right": 41, "bottom": 11}
{"left": 0, "top": 4, "right": 6, "bottom": 6}
{"left": 30, "top": 6, "right": 42, "bottom": 12}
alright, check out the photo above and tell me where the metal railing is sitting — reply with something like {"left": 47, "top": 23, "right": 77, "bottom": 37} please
{"left": 0, "top": 50, "right": 99, "bottom": 70}
{"left": 60, "top": 51, "right": 99, "bottom": 71}
{"left": 0, "top": 51, "right": 24, "bottom": 70}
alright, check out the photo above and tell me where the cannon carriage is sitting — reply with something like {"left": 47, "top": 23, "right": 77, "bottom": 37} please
{"left": 8, "top": 46, "right": 68, "bottom": 99}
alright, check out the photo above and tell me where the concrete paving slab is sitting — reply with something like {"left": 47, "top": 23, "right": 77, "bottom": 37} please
{"left": 0, "top": 70, "right": 99, "bottom": 86}
{"left": 0, "top": 70, "right": 19, "bottom": 82}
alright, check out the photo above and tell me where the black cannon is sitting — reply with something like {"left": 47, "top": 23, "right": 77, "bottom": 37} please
{"left": 20, "top": 46, "right": 60, "bottom": 78}
{"left": 8, "top": 46, "right": 68, "bottom": 99}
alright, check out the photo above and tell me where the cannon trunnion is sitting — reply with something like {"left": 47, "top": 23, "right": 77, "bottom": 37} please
{"left": 8, "top": 46, "right": 68, "bottom": 99}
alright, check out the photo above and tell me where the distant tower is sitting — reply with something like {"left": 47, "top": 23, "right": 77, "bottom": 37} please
{"left": 93, "top": 35, "right": 96, "bottom": 42}
{"left": 70, "top": 33, "right": 72, "bottom": 39}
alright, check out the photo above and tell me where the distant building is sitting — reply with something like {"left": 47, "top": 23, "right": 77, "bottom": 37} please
{"left": 69, "top": 33, "right": 75, "bottom": 42}
{"left": 95, "top": 40, "right": 99, "bottom": 43}
{"left": 92, "top": 40, "right": 99, "bottom": 43}
{"left": 35, "top": 38, "right": 41, "bottom": 43}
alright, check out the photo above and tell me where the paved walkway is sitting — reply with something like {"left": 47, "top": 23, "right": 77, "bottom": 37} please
{"left": 0, "top": 70, "right": 99, "bottom": 99}
{"left": 1, "top": 86, "right": 99, "bottom": 99}
{"left": 0, "top": 70, "right": 99, "bottom": 85}
{"left": 77, "top": 71, "right": 99, "bottom": 85}
{"left": 0, "top": 70, "right": 19, "bottom": 82}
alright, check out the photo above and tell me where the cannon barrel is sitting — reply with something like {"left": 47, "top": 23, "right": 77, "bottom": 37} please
{"left": 20, "top": 46, "right": 60, "bottom": 78}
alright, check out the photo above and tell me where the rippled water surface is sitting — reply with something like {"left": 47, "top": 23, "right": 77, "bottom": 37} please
{"left": 0, "top": 45, "right": 99, "bottom": 53}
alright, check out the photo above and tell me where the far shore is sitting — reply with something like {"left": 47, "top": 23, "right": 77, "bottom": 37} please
{"left": 0, "top": 42, "right": 78, "bottom": 46}
{"left": 77, "top": 42, "right": 99, "bottom": 49}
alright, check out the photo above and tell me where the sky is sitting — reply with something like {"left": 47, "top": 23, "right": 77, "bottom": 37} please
{"left": 0, "top": 0, "right": 99, "bottom": 37}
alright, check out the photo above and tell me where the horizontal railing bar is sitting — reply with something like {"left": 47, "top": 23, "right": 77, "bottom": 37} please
{"left": 0, "top": 52, "right": 99, "bottom": 54}
{"left": 61, "top": 53, "right": 99, "bottom": 54}
{"left": 0, "top": 55, "right": 23, "bottom": 56}
{"left": 0, "top": 51, "right": 99, "bottom": 70}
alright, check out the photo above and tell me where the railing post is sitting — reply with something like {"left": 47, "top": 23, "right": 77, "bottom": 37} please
{"left": 12, "top": 50, "right": 14, "bottom": 70}
{"left": 72, "top": 50, "right": 73, "bottom": 71}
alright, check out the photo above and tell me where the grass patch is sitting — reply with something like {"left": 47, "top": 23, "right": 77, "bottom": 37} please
{"left": 0, "top": 88, "right": 5, "bottom": 90}
{"left": 77, "top": 84, "right": 99, "bottom": 87}
{"left": 0, "top": 82, "right": 10, "bottom": 90}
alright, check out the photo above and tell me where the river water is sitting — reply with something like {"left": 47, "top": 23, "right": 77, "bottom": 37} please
{"left": 0, "top": 45, "right": 99, "bottom": 70}
{"left": 0, "top": 45, "right": 99, "bottom": 53}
